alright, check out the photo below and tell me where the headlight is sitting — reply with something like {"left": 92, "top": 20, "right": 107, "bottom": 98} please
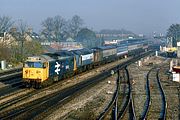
{"left": 36, "top": 70, "right": 41, "bottom": 73}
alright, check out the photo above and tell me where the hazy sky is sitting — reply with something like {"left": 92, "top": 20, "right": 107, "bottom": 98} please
{"left": 1, "top": 0, "right": 180, "bottom": 35}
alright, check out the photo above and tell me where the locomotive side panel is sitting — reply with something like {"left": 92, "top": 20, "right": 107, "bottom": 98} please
{"left": 81, "top": 53, "right": 93, "bottom": 66}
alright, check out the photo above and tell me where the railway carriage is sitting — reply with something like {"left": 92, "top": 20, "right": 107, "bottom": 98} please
{"left": 128, "top": 39, "right": 145, "bottom": 56}
{"left": 116, "top": 45, "right": 128, "bottom": 57}
{"left": 116, "top": 41, "right": 128, "bottom": 57}
{"left": 71, "top": 48, "right": 93, "bottom": 72}
{"left": 101, "top": 46, "right": 117, "bottom": 61}
{"left": 93, "top": 46, "right": 117, "bottom": 64}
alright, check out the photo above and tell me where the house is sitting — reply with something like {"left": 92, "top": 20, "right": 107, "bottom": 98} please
{"left": 0, "top": 28, "right": 41, "bottom": 47}
{"left": 0, "top": 32, "right": 18, "bottom": 46}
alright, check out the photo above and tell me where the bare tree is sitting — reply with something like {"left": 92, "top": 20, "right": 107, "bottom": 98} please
{"left": 41, "top": 15, "right": 83, "bottom": 41}
{"left": 0, "top": 16, "right": 14, "bottom": 33}
{"left": 12, "top": 20, "right": 29, "bottom": 62}
{"left": 68, "top": 15, "right": 83, "bottom": 39}
{"left": 53, "top": 15, "right": 67, "bottom": 41}
{"left": 11, "top": 20, "right": 43, "bottom": 63}
{"left": 41, "top": 17, "right": 54, "bottom": 41}
{"left": 41, "top": 16, "right": 67, "bottom": 41}
{"left": 0, "top": 16, "right": 14, "bottom": 62}
{"left": 16, "top": 20, "right": 28, "bottom": 35}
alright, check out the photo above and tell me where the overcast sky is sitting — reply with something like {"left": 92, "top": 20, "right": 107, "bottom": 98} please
{"left": 1, "top": 0, "right": 180, "bottom": 35}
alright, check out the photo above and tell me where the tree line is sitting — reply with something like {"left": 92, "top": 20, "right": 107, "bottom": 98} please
{"left": 0, "top": 15, "right": 84, "bottom": 41}
{"left": 166, "top": 24, "right": 180, "bottom": 47}
{"left": 0, "top": 15, "right": 102, "bottom": 65}
{"left": 0, "top": 16, "right": 43, "bottom": 65}
{"left": 39, "top": 15, "right": 103, "bottom": 48}
{"left": 1, "top": 14, "right": 179, "bottom": 65}
{"left": 41, "top": 15, "right": 83, "bottom": 41}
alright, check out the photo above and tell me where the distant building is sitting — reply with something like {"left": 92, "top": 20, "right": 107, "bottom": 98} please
{"left": 41, "top": 41, "right": 83, "bottom": 51}
{"left": 0, "top": 32, "right": 18, "bottom": 47}
{"left": 138, "top": 34, "right": 144, "bottom": 37}
{"left": 96, "top": 33, "right": 135, "bottom": 39}
{"left": 104, "top": 39, "right": 125, "bottom": 45}
{"left": 0, "top": 28, "right": 41, "bottom": 47}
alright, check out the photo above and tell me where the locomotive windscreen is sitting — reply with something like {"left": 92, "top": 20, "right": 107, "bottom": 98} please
{"left": 24, "top": 62, "right": 43, "bottom": 68}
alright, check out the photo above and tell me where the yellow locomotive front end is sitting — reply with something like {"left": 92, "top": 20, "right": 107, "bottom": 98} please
{"left": 23, "top": 56, "right": 49, "bottom": 88}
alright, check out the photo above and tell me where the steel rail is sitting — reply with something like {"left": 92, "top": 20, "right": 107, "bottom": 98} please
{"left": 0, "top": 68, "right": 22, "bottom": 78}
{"left": 97, "top": 51, "right": 152, "bottom": 120}
{"left": 140, "top": 67, "right": 167, "bottom": 120}
{"left": 98, "top": 71, "right": 120, "bottom": 120}
{"left": 140, "top": 68, "right": 153, "bottom": 120}
{"left": 156, "top": 69, "right": 167, "bottom": 120}
{"left": 125, "top": 67, "right": 136, "bottom": 120}
{"left": 117, "top": 67, "right": 131, "bottom": 119}
{"left": 0, "top": 68, "right": 112, "bottom": 119}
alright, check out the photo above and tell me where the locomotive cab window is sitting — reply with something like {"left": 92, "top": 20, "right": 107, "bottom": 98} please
{"left": 24, "top": 62, "right": 44, "bottom": 68}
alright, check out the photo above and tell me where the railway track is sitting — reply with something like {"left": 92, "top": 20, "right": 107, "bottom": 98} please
{"left": 0, "top": 55, "right": 131, "bottom": 112}
{"left": 0, "top": 67, "right": 22, "bottom": 78}
{"left": 0, "top": 71, "right": 90, "bottom": 112}
{"left": 0, "top": 58, "right": 126, "bottom": 118}
{"left": 0, "top": 51, "right": 152, "bottom": 119}
{"left": 140, "top": 67, "right": 167, "bottom": 120}
{"left": 156, "top": 68, "right": 167, "bottom": 120}
{"left": 117, "top": 67, "right": 136, "bottom": 120}
{"left": 0, "top": 69, "right": 23, "bottom": 97}
{"left": 0, "top": 67, "right": 113, "bottom": 119}
{"left": 0, "top": 55, "right": 130, "bottom": 98}
{"left": 97, "top": 70, "right": 120, "bottom": 120}
{"left": 0, "top": 77, "right": 76, "bottom": 113}
{"left": 97, "top": 51, "right": 153, "bottom": 120}
{"left": 129, "top": 92, "right": 136, "bottom": 120}
{"left": 0, "top": 78, "right": 24, "bottom": 97}
{"left": 118, "top": 69, "right": 128, "bottom": 118}
{"left": 97, "top": 67, "right": 136, "bottom": 120}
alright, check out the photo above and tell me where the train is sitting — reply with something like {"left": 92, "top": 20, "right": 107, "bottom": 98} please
{"left": 23, "top": 39, "right": 149, "bottom": 88}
